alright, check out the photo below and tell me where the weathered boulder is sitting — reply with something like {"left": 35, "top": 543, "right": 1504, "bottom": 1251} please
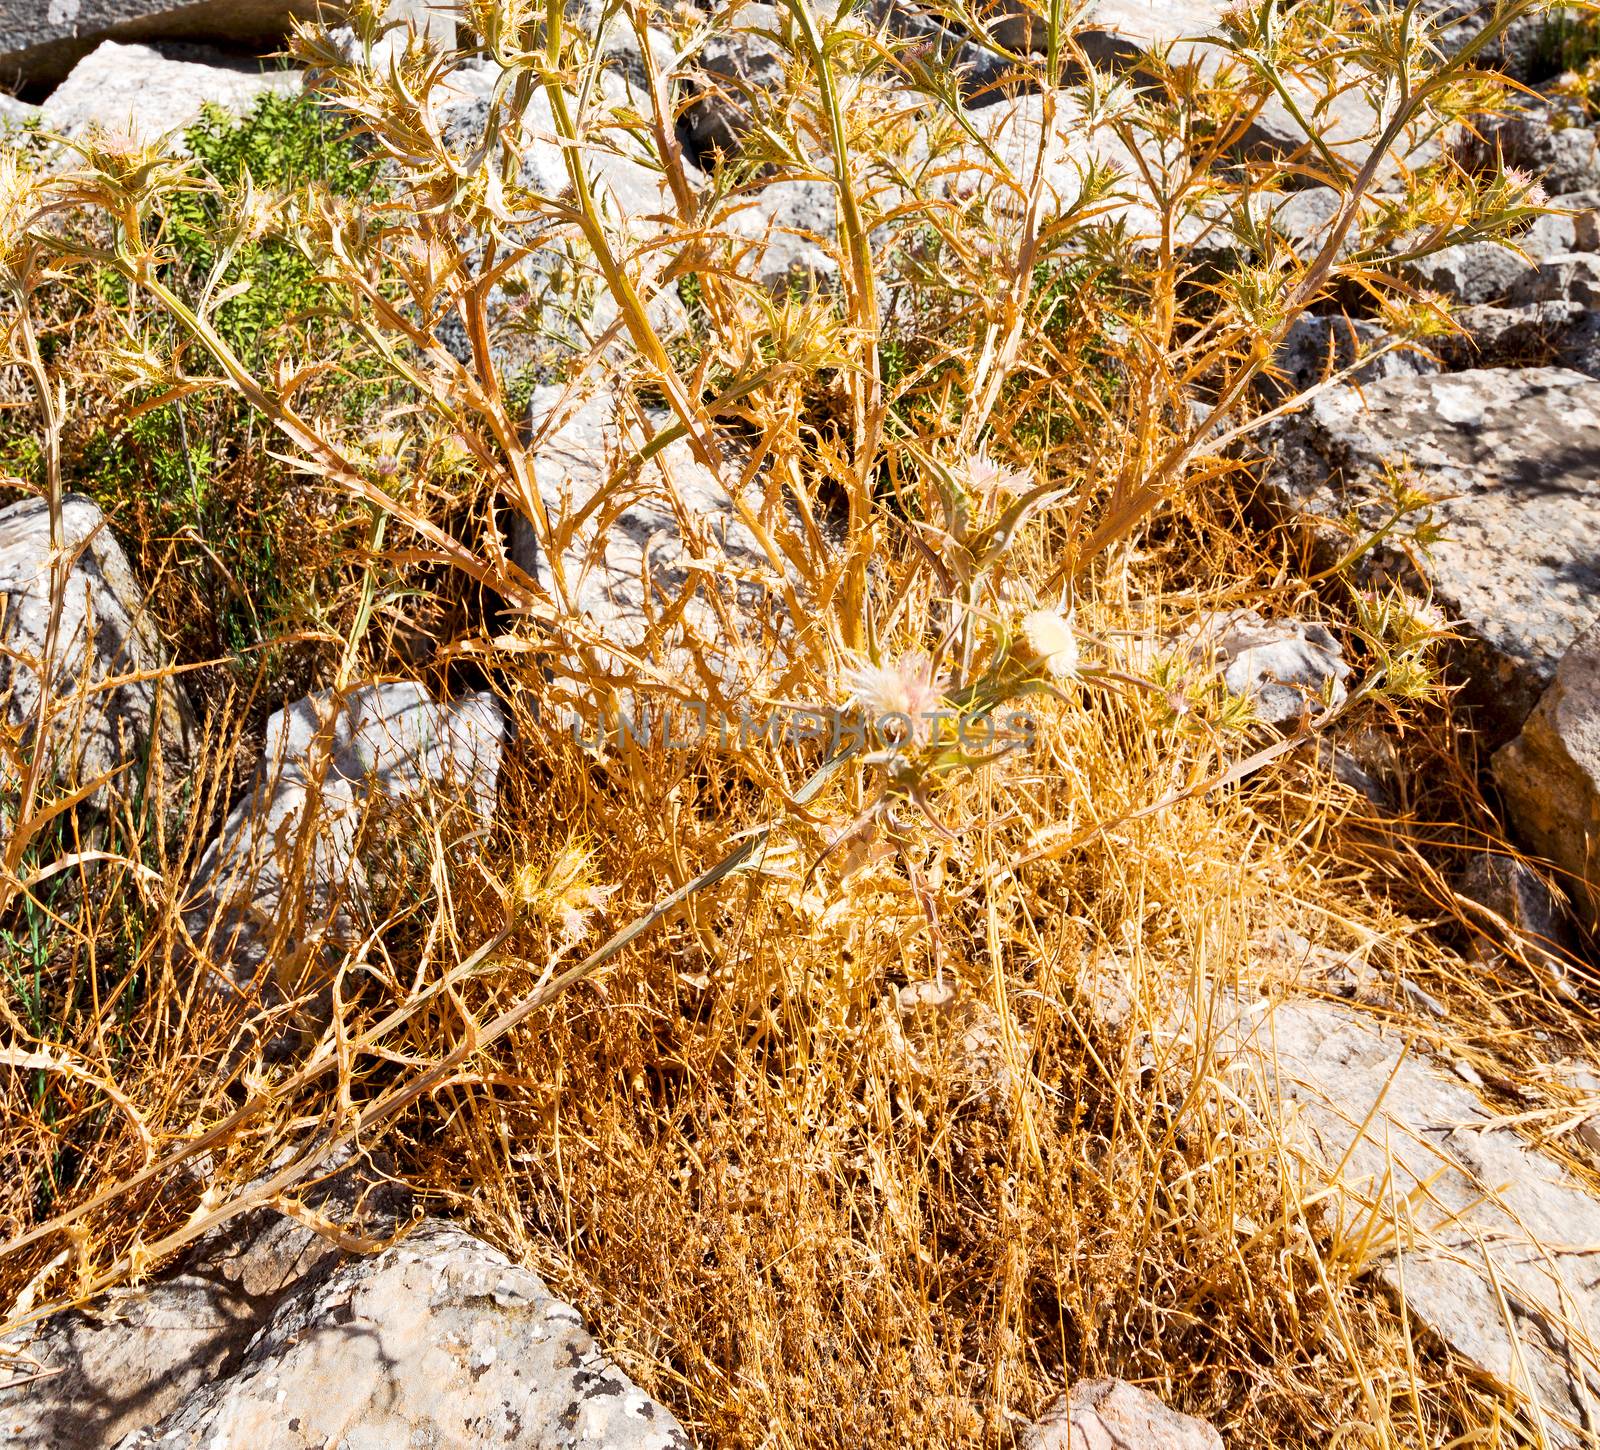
{"left": 1258, "top": 186, "right": 1351, "bottom": 259}
{"left": 182, "top": 682, "right": 506, "bottom": 1019}
{"left": 1458, "top": 102, "right": 1600, "bottom": 196}
{"left": 1427, "top": 0, "right": 1573, "bottom": 81}
{"left": 0, "top": 494, "right": 192, "bottom": 826}
{"left": 0, "top": 1158, "right": 411, "bottom": 1448}
{"left": 0, "top": 92, "right": 38, "bottom": 125}
{"left": 685, "top": 3, "right": 787, "bottom": 161}
{"left": 1507, "top": 249, "right": 1600, "bottom": 308}
{"left": 1441, "top": 299, "right": 1582, "bottom": 368}
{"left": 723, "top": 177, "right": 839, "bottom": 289}
{"left": 1454, "top": 850, "right": 1581, "bottom": 987}
{"left": 0, "top": 1185, "right": 687, "bottom": 1448}
{"left": 1022, "top": 1378, "right": 1222, "bottom": 1450}
{"left": 510, "top": 385, "right": 793, "bottom": 694}
{"left": 1406, "top": 198, "right": 1600, "bottom": 306}
{"left": 1233, "top": 998, "right": 1600, "bottom": 1449}
{"left": 1405, "top": 239, "right": 1535, "bottom": 304}
{"left": 1272, "top": 314, "right": 1439, "bottom": 394}
{"left": 111, "top": 1220, "right": 689, "bottom": 1449}
{"left": 1179, "top": 609, "right": 1350, "bottom": 727}
{"left": 1522, "top": 190, "right": 1600, "bottom": 257}
{"left": 1494, "top": 620, "right": 1600, "bottom": 932}
{"left": 1262, "top": 367, "right": 1600, "bottom": 740}
{"left": 0, "top": 0, "right": 317, "bottom": 89}
{"left": 1035, "top": 0, "right": 1423, "bottom": 175}
{"left": 39, "top": 40, "right": 299, "bottom": 145}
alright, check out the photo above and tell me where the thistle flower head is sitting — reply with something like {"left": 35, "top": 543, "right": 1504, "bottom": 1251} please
{"left": 227, "top": 172, "right": 279, "bottom": 246}
{"left": 844, "top": 653, "right": 946, "bottom": 725}
{"left": 1018, "top": 609, "right": 1079, "bottom": 680}
{"left": 366, "top": 426, "right": 410, "bottom": 479}
{"left": 512, "top": 837, "right": 617, "bottom": 943}
{"left": 959, "top": 448, "right": 1031, "bottom": 505}
{"left": 70, "top": 121, "right": 188, "bottom": 208}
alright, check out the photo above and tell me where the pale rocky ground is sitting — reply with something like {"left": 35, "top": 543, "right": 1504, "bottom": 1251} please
{"left": 0, "top": 0, "right": 1598, "bottom": 1446}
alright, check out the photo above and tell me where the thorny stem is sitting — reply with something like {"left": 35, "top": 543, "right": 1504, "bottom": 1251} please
{"left": 782, "top": 0, "right": 883, "bottom": 651}
{"left": 1, "top": 299, "right": 69, "bottom": 921}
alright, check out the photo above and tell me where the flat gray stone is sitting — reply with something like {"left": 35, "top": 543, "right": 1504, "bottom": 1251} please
{"left": 0, "top": 92, "right": 39, "bottom": 125}
{"left": 0, "top": 0, "right": 315, "bottom": 88}
{"left": 1230, "top": 998, "right": 1600, "bottom": 1449}
{"left": 0, "top": 1183, "right": 685, "bottom": 1450}
{"left": 1522, "top": 191, "right": 1600, "bottom": 259}
{"left": 1262, "top": 367, "right": 1600, "bottom": 741}
{"left": 0, "top": 1160, "right": 410, "bottom": 1449}
{"left": 40, "top": 40, "right": 299, "bottom": 146}
{"left": 722, "top": 178, "right": 839, "bottom": 290}
{"left": 109, "top": 1220, "right": 689, "bottom": 1449}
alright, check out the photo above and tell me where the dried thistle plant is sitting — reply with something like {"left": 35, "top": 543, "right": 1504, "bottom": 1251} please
{"left": 0, "top": 0, "right": 1579, "bottom": 1444}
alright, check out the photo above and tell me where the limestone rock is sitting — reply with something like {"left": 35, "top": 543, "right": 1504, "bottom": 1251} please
{"left": 723, "top": 177, "right": 839, "bottom": 289}
{"left": 1022, "top": 1378, "right": 1222, "bottom": 1450}
{"left": 1235, "top": 998, "right": 1600, "bottom": 1449}
{"left": 1259, "top": 186, "right": 1349, "bottom": 258}
{"left": 1441, "top": 299, "right": 1582, "bottom": 368}
{"left": 1494, "top": 620, "right": 1600, "bottom": 932}
{"left": 182, "top": 682, "right": 506, "bottom": 1015}
{"left": 1272, "top": 314, "right": 1439, "bottom": 394}
{"left": 952, "top": 90, "right": 1142, "bottom": 226}
{"left": 0, "top": 1189, "right": 687, "bottom": 1449}
{"left": 1553, "top": 305, "right": 1600, "bottom": 377}
{"left": 1458, "top": 103, "right": 1600, "bottom": 197}
{"left": 1180, "top": 609, "right": 1350, "bottom": 727}
{"left": 0, "top": 92, "right": 39, "bottom": 126}
{"left": 1054, "top": 0, "right": 1423, "bottom": 176}
{"left": 1507, "top": 250, "right": 1600, "bottom": 308}
{"left": 1522, "top": 190, "right": 1600, "bottom": 258}
{"left": 109, "top": 1220, "right": 689, "bottom": 1449}
{"left": 1405, "top": 240, "right": 1535, "bottom": 304}
{"left": 39, "top": 40, "right": 299, "bottom": 146}
{"left": 510, "top": 385, "right": 793, "bottom": 694}
{"left": 0, "top": 1159, "right": 410, "bottom": 1449}
{"left": 0, "top": 0, "right": 316, "bottom": 89}
{"left": 0, "top": 494, "right": 192, "bottom": 827}
{"left": 1427, "top": 0, "right": 1566, "bottom": 81}
{"left": 1261, "top": 367, "right": 1600, "bottom": 740}
{"left": 1454, "top": 851, "right": 1580, "bottom": 987}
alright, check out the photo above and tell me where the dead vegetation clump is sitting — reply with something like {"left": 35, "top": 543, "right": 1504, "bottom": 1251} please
{"left": 1, "top": 0, "right": 1594, "bottom": 1444}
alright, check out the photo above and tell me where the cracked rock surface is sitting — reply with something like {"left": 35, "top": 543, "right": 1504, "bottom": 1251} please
{"left": 1262, "top": 367, "right": 1600, "bottom": 741}
{"left": 0, "top": 1190, "right": 687, "bottom": 1450}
